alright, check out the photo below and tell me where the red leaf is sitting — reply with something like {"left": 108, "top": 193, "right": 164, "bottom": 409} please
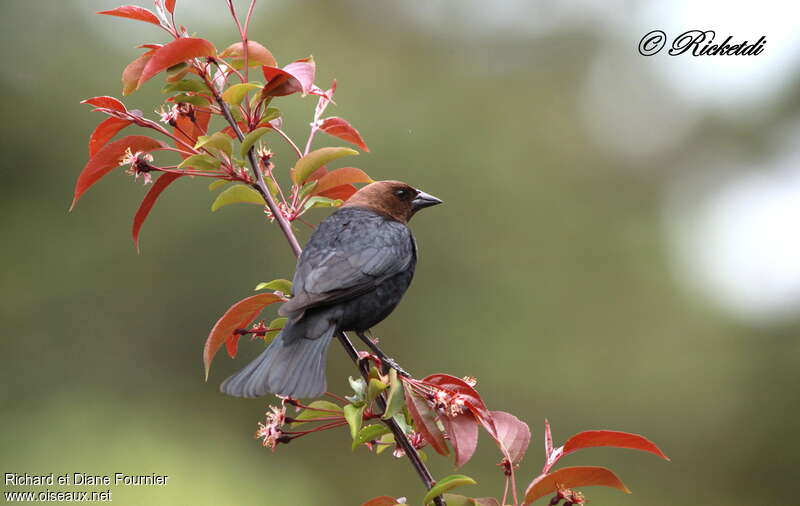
{"left": 173, "top": 109, "right": 210, "bottom": 155}
{"left": 132, "top": 172, "right": 182, "bottom": 252}
{"left": 441, "top": 412, "right": 479, "bottom": 468}
{"left": 524, "top": 467, "right": 630, "bottom": 505}
{"left": 89, "top": 117, "right": 132, "bottom": 156}
{"left": 82, "top": 96, "right": 126, "bottom": 112}
{"left": 305, "top": 166, "right": 328, "bottom": 184}
{"left": 361, "top": 497, "right": 401, "bottom": 506}
{"left": 318, "top": 184, "right": 358, "bottom": 201}
{"left": 491, "top": 411, "right": 531, "bottom": 465}
{"left": 97, "top": 5, "right": 161, "bottom": 26}
{"left": 313, "top": 167, "right": 372, "bottom": 195}
{"left": 282, "top": 57, "right": 315, "bottom": 95}
{"left": 71, "top": 136, "right": 166, "bottom": 210}
{"left": 122, "top": 49, "right": 156, "bottom": 96}
{"left": 203, "top": 293, "right": 284, "bottom": 379}
{"left": 138, "top": 37, "right": 216, "bottom": 87}
{"left": 194, "top": 109, "right": 211, "bottom": 133}
{"left": 562, "top": 430, "right": 670, "bottom": 461}
{"left": 261, "top": 67, "right": 298, "bottom": 97}
{"left": 261, "top": 57, "right": 315, "bottom": 97}
{"left": 225, "top": 333, "right": 240, "bottom": 359}
{"left": 219, "top": 41, "right": 277, "bottom": 67}
{"left": 319, "top": 117, "right": 370, "bottom": 152}
{"left": 165, "top": 0, "right": 176, "bottom": 14}
{"left": 222, "top": 120, "right": 266, "bottom": 140}
{"left": 404, "top": 387, "right": 449, "bottom": 456}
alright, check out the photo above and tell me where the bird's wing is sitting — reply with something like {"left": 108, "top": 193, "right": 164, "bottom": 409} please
{"left": 279, "top": 209, "right": 414, "bottom": 316}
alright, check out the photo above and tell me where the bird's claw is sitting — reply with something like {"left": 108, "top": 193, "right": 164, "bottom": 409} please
{"left": 382, "top": 357, "right": 411, "bottom": 378}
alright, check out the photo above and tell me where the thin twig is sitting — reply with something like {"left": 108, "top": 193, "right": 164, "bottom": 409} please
{"left": 205, "top": 70, "right": 302, "bottom": 257}
{"left": 273, "top": 127, "right": 304, "bottom": 159}
{"left": 303, "top": 125, "right": 318, "bottom": 156}
{"left": 511, "top": 466, "right": 519, "bottom": 506}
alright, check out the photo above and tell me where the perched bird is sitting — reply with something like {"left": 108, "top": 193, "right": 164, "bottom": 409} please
{"left": 221, "top": 180, "right": 442, "bottom": 399}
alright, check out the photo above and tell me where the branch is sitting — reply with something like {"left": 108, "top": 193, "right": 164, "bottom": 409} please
{"left": 335, "top": 333, "right": 445, "bottom": 506}
{"left": 204, "top": 68, "right": 302, "bottom": 257}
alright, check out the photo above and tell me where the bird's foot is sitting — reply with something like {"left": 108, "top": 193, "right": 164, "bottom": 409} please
{"left": 382, "top": 357, "right": 411, "bottom": 378}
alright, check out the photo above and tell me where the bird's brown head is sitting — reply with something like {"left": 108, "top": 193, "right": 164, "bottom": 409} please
{"left": 342, "top": 180, "right": 442, "bottom": 223}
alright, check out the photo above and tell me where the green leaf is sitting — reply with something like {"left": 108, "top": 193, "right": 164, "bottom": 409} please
{"left": 222, "top": 82, "right": 263, "bottom": 106}
{"left": 367, "top": 378, "right": 387, "bottom": 404}
{"left": 392, "top": 411, "right": 412, "bottom": 434}
{"left": 343, "top": 404, "right": 364, "bottom": 440}
{"left": 162, "top": 79, "right": 209, "bottom": 93}
{"left": 230, "top": 107, "right": 244, "bottom": 122}
{"left": 291, "top": 147, "right": 359, "bottom": 185}
{"left": 290, "top": 400, "right": 342, "bottom": 427}
{"left": 440, "top": 495, "right": 471, "bottom": 506}
{"left": 211, "top": 184, "right": 265, "bottom": 212}
{"left": 171, "top": 93, "right": 210, "bottom": 106}
{"left": 254, "top": 279, "right": 293, "bottom": 294}
{"left": 195, "top": 132, "right": 233, "bottom": 157}
{"left": 382, "top": 369, "right": 406, "bottom": 420}
{"left": 166, "top": 62, "right": 187, "bottom": 76}
{"left": 264, "top": 316, "right": 285, "bottom": 342}
{"left": 302, "top": 196, "right": 342, "bottom": 212}
{"left": 179, "top": 154, "right": 221, "bottom": 171}
{"left": 352, "top": 424, "right": 391, "bottom": 450}
{"left": 376, "top": 433, "right": 395, "bottom": 454}
{"left": 208, "top": 180, "right": 228, "bottom": 191}
{"left": 368, "top": 366, "right": 382, "bottom": 381}
{"left": 260, "top": 107, "right": 281, "bottom": 124}
{"left": 268, "top": 317, "right": 287, "bottom": 330}
{"left": 298, "top": 180, "right": 318, "bottom": 201}
{"left": 423, "top": 475, "right": 478, "bottom": 505}
{"left": 471, "top": 498, "right": 502, "bottom": 506}
{"left": 239, "top": 127, "right": 271, "bottom": 158}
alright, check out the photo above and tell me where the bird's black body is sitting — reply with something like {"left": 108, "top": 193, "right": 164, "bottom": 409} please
{"left": 287, "top": 206, "right": 417, "bottom": 333}
{"left": 221, "top": 206, "right": 417, "bottom": 398}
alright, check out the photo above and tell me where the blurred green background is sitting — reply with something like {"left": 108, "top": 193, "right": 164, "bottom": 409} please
{"left": 3, "top": 1, "right": 799, "bottom": 504}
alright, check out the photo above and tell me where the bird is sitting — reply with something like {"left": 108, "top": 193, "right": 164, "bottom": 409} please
{"left": 220, "top": 180, "right": 442, "bottom": 399}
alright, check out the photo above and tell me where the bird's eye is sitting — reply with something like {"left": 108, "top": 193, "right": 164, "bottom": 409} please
{"left": 394, "top": 189, "right": 409, "bottom": 199}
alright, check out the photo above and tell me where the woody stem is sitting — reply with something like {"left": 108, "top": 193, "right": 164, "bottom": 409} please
{"left": 335, "top": 332, "right": 446, "bottom": 506}
{"left": 206, "top": 69, "right": 303, "bottom": 257}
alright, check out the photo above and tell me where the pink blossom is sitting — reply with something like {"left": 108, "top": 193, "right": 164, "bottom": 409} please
{"left": 121, "top": 148, "right": 155, "bottom": 185}
{"left": 156, "top": 105, "right": 178, "bottom": 125}
{"left": 254, "top": 405, "right": 287, "bottom": 450}
{"left": 431, "top": 388, "right": 468, "bottom": 418}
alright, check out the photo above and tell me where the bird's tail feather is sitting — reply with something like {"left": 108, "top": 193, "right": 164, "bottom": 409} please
{"left": 220, "top": 326, "right": 334, "bottom": 399}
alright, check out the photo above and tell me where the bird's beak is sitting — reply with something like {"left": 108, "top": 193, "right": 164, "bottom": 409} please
{"left": 411, "top": 190, "right": 443, "bottom": 212}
